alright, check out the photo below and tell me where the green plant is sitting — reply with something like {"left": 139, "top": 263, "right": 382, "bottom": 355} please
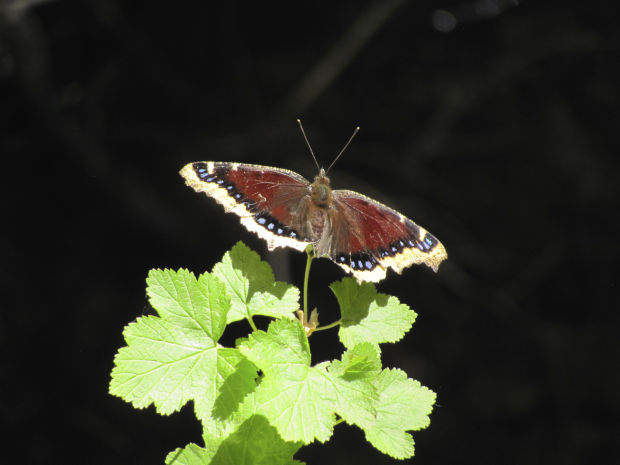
{"left": 109, "top": 241, "right": 436, "bottom": 464}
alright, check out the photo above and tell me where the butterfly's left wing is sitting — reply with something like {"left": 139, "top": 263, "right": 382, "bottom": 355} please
{"left": 329, "top": 189, "right": 447, "bottom": 282}
{"left": 180, "top": 162, "right": 314, "bottom": 252}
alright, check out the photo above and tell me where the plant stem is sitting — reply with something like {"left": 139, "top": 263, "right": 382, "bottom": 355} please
{"left": 247, "top": 316, "right": 258, "bottom": 332}
{"left": 303, "top": 245, "right": 314, "bottom": 324}
{"left": 313, "top": 319, "right": 342, "bottom": 332}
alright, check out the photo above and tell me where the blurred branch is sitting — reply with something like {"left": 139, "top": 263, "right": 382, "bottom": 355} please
{"left": 409, "top": 24, "right": 602, "bottom": 163}
{"left": 0, "top": 0, "right": 53, "bottom": 19}
{"left": 280, "top": 0, "right": 405, "bottom": 116}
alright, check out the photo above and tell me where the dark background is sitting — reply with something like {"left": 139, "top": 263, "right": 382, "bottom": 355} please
{"left": 2, "top": 0, "right": 619, "bottom": 464}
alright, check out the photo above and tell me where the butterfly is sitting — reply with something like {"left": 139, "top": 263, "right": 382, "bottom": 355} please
{"left": 180, "top": 160, "right": 447, "bottom": 282}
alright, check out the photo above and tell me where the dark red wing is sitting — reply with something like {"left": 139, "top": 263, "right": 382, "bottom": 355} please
{"left": 330, "top": 189, "right": 447, "bottom": 281}
{"left": 180, "top": 162, "right": 313, "bottom": 251}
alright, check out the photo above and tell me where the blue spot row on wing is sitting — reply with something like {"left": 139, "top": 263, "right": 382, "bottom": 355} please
{"left": 424, "top": 234, "right": 437, "bottom": 246}
{"left": 335, "top": 252, "right": 378, "bottom": 271}
{"left": 254, "top": 212, "right": 300, "bottom": 239}
{"left": 416, "top": 234, "right": 437, "bottom": 251}
{"left": 384, "top": 234, "right": 438, "bottom": 256}
{"left": 339, "top": 232, "right": 440, "bottom": 272}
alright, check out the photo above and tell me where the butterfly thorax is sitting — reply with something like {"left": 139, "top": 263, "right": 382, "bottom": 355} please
{"left": 310, "top": 169, "right": 332, "bottom": 208}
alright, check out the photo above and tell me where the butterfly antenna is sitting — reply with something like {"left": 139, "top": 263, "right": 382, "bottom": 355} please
{"left": 297, "top": 119, "right": 321, "bottom": 171}
{"left": 326, "top": 125, "right": 360, "bottom": 174}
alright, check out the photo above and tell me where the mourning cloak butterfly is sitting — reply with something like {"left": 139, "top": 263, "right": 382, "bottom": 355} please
{"left": 180, "top": 161, "right": 447, "bottom": 282}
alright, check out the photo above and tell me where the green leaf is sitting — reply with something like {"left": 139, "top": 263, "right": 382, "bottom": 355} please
{"left": 239, "top": 319, "right": 337, "bottom": 444}
{"left": 328, "top": 342, "right": 381, "bottom": 379}
{"left": 363, "top": 368, "right": 436, "bottom": 459}
{"left": 166, "top": 443, "right": 214, "bottom": 465}
{"left": 110, "top": 269, "right": 257, "bottom": 425}
{"left": 167, "top": 422, "right": 303, "bottom": 465}
{"left": 110, "top": 314, "right": 218, "bottom": 414}
{"left": 331, "top": 278, "right": 417, "bottom": 349}
{"left": 195, "top": 348, "right": 258, "bottom": 435}
{"left": 212, "top": 415, "right": 302, "bottom": 465}
{"left": 185, "top": 393, "right": 305, "bottom": 465}
{"left": 325, "top": 343, "right": 381, "bottom": 429}
{"left": 212, "top": 242, "right": 300, "bottom": 323}
{"left": 210, "top": 348, "right": 257, "bottom": 420}
{"left": 168, "top": 393, "right": 307, "bottom": 465}
{"left": 238, "top": 316, "right": 309, "bottom": 376}
{"left": 146, "top": 268, "right": 230, "bottom": 340}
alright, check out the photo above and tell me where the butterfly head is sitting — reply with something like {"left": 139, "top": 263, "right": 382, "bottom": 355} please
{"left": 310, "top": 169, "right": 332, "bottom": 207}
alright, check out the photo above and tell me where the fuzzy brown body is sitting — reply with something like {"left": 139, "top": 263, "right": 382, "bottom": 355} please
{"left": 299, "top": 170, "right": 337, "bottom": 257}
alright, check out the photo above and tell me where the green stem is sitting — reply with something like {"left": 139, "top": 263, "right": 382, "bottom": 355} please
{"left": 246, "top": 316, "right": 258, "bottom": 332}
{"left": 313, "top": 319, "right": 342, "bottom": 332}
{"left": 303, "top": 245, "right": 314, "bottom": 324}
